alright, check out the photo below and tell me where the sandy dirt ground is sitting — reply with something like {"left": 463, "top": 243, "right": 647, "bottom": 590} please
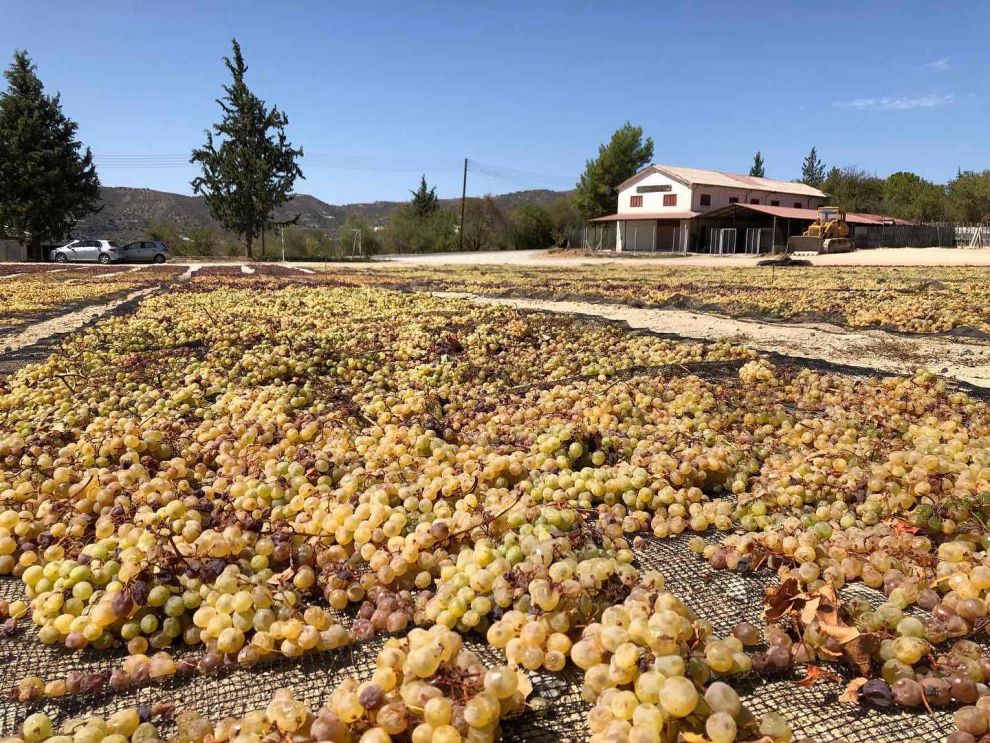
{"left": 369, "top": 247, "right": 990, "bottom": 268}
{"left": 8, "top": 247, "right": 990, "bottom": 271}
{"left": 438, "top": 292, "right": 990, "bottom": 388}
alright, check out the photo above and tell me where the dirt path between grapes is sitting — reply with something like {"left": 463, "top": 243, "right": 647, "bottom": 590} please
{"left": 0, "top": 265, "right": 203, "bottom": 374}
{"left": 440, "top": 293, "right": 990, "bottom": 388}
{"left": 0, "top": 286, "right": 160, "bottom": 358}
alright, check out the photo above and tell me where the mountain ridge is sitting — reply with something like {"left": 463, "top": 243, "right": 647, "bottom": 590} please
{"left": 75, "top": 186, "right": 572, "bottom": 240}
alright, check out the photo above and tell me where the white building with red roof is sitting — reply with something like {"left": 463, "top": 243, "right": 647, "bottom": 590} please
{"left": 590, "top": 163, "right": 830, "bottom": 252}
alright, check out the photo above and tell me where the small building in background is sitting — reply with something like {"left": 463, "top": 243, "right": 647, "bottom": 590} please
{"left": 586, "top": 163, "right": 951, "bottom": 253}
{"left": 590, "top": 164, "right": 828, "bottom": 253}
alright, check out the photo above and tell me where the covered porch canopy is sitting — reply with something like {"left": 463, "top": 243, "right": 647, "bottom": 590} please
{"left": 700, "top": 203, "right": 915, "bottom": 225}
{"left": 695, "top": 203, "right": 815, "bottom": 254}
{"left": 588, "top": 211, "right": 699, "bottom": 252}
{"left": 695, "top": 203, "right": 916, "bottom": 254}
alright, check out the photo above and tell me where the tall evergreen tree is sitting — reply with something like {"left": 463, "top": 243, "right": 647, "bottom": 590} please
{"left": 749, "top": 151, "right": 766, "bottom": 178}
{"left": 574, "top": 123, "right": 654, "bottom": 218}
{"left": 0, "top": 51, "right": 100, "bottom": 260}
{"left": 801, "top": 146, "right": 826, "bottom": 188}
{"left": 410, "top": 175, "right": 439, "bottom": 217}
{"left": 191, "top": 39, "right": 303, "bottom": 259}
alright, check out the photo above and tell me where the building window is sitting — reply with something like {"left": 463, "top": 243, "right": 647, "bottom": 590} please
{"left": 749, "top": 198, "right": 760, "bottom": 205}
{"left": 728, "top": 197, "right": 739, "bottom": 204}
{"left": 794, "top": 202, "right": 802, "bottom": 208}
{"left": 630, "top": 195, "right": 643, "bottom": 208}
{"left": 663, "top": 194, "right": 677, "bottom": 207}
{"left": 770, "top": 200, "right": 780, "bottom": 206}
{"left": 699, "top": 194, "right": 711, "bottom": 207}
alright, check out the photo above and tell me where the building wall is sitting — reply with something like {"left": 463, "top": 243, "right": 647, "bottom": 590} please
{"left": 617, "top": 170, "right": 826, "bottom": 216}
{"left": 616, "top": 171, "right": 693, "bottom": 215}
{"left": 690, "top": 186, "right": 825, "bottom": 212}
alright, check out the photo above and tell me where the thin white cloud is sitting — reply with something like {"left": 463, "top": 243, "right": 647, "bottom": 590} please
{"left": 924, "top": 57, "right": 951, "bottom": 71}
{"left": 833, "top": 92, "right": 955, "bottom": 110}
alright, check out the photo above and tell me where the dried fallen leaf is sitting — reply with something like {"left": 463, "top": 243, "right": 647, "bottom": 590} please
{"left": 792, "top": 665, "right": 843, "bottom": 687}
{"left": 814, "top": 583, "right": 862, "bottom": 644}
{"left": 266, "top": 567, "right": 294, "bottom": 586}
{"left": 838, "top": 677, "right": 868, "bottom": 703}
{"left": 799, "top": 595, "right": 822, "bottom": 626}
{"left": 764, "top": 577, "right": 803, "bottom": 623}
{"left": 842, "top": 633, "right": 881, "bottom": 677}
{"left": 893, "top": 518, "right": 920, "bottom": 535}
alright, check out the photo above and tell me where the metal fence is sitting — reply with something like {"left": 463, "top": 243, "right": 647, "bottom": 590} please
{"left": 850, "top": 223, "right": 956, "bottom": 249}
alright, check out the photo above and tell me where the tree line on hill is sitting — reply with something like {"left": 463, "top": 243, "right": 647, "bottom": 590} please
{"left": 790, "top": 146, "right": 985, "bottom": 223}
{"left": 2, "top": 41, "right": 990, "bottom": 259}
{"left": 144, "top": 180, "right": 583, "bottom": 259}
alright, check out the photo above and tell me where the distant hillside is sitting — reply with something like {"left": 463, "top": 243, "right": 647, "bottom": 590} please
{"left": 75, "top": 186, "right": 573, "bottom": 241}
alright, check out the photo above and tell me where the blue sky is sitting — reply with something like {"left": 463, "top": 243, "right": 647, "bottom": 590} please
{"left": 2, "top": 1, "right": 986, "bottom": 203}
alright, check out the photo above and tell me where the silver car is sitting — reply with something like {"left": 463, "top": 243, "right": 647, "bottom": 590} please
{"left": 120, "top": 240, "right": 171, "bottom": 264}
{"left": 50, "top": 239, "right": 122, "bottom": 264}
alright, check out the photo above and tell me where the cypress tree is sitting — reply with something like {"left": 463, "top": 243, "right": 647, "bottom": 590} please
{"left": 749, "top": 151, "right": 766, "bottom": 178}
{"left": 801, "top": 146, "right": 826, "bottom": 188}
{"left": 411, "top": 175, "right": 440, "bottom": 217}
{"left": 191, "top": 39, "right": 303, "bottom": 259}
{"left": 0, "top": 50, "right": 100, "bottom": 260}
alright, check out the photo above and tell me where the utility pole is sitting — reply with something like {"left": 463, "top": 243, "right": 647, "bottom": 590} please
{"left": 459, "top": 157, "right": 468, "bottom": 252}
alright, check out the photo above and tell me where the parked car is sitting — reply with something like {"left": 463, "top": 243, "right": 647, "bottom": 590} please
{"left": 119, "top": 240, "right": 171, "bottom": 264}
{"left": 50, "top": 239, "right": 122, "bottom": 264}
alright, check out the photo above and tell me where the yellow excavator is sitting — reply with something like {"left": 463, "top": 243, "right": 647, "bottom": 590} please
{"left": 786, "top": 207, "right": 856, "bottom": 255}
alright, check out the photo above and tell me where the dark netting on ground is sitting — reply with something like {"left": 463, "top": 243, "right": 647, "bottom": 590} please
{"left": 0, "top": 570, "right": 592, "bottom": 741}
{"left": 4, "top": 319, "right": 989, "bottom": 740}
{"left": 0, "top": 526, "right": 962, "bottom": 742}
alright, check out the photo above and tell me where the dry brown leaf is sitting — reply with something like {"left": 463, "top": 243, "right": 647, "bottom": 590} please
{"left": 266, "top": 567, "right": 294, "bottom": 586}
{"left": 813, "top": 583, "right": 862, "bottom": 644}
{"left": 893, "top": 518, "right": 920, "bottom": 535}
{"left": 819, "top": 622, "right": 861, "bottom": 644}
{"left": 838, "top": 677, "right": 868, "bottom": 703}
{"left": 799, "top": 595, "right": 822, "bottom": 625}
{"left": 792, "top": 665, "right": 843, "bottom": 687}
{"left": 764, "top": 577, "right": 802, "bottom": 623}
{"left": 842, "top": 633, "right": 880, "bottom": 676}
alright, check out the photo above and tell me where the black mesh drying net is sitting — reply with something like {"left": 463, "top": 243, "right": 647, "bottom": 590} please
{"left": 2, "top": 352, "right": 985, "bottom": 742}
{"left": 0, "top": 528, "right": 958, "bottom": 742}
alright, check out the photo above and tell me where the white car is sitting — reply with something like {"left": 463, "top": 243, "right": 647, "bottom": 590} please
{"left": 50, "top": 239, "right": 122, "bottom": 264}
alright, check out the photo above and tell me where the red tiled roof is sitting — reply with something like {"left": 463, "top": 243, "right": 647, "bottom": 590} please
{"left": 590, "top": 204, "right": 917, "bottom": 226}
{"left": 700, "top": 203, "right": 917, "bottom": 225}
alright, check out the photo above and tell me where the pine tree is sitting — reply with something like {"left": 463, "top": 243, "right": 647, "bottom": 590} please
{"left": 0, "top": 51, "right": 100, "bottom": 260}
{"left": 191, "top": 39, "right": 303, "bottom": 259}
{"left": 410, "top": 175, "right": 439, "bottom": 217}
{"left": 801, "top": 146, "right": 826, "bottom": 188}
{"left": 574, "top": 123, "right": 654, "bottom": 219}
{"left": 749, "top": 151, "right": 765, "bottom": 178}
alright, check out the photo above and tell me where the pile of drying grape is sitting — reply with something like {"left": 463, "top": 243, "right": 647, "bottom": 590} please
{"left": 0, "top": 266, "right": 181, "bottom": 335}
{"left": 2, "top": 274, "right": 990, "bottom": 742}
{"left": 359, "top": 263, "right": 990, "bottom": 335}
